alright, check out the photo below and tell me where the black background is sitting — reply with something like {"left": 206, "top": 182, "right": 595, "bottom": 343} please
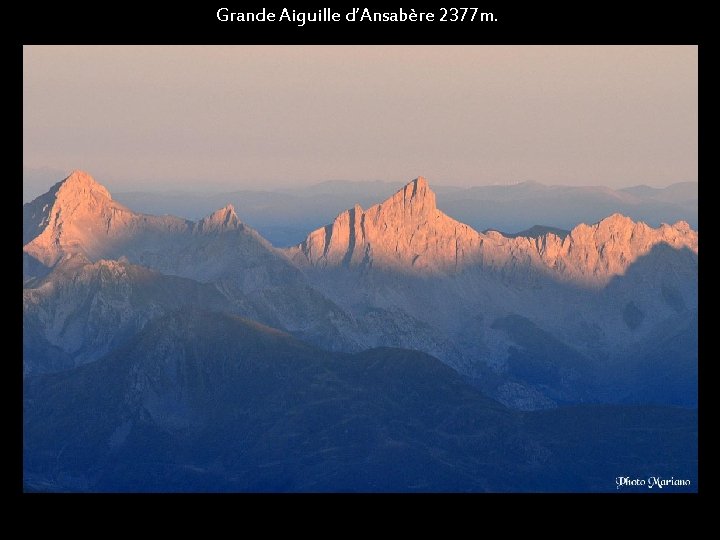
{"left": 17, "top": 5, "right": 699, "bottom": 44}
{"left": 13, "top": 1, "right": 704, "bottom": 518}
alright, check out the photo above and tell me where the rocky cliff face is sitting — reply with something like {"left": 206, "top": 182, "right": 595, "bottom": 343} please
{"left": 24, "top": 171, "right": 189, "bottom": 267}
{"left": 23, "top": 171, "right": 298, "bottom": 290}
{"left": 287, "top": 177, "right": 697, "bottom": 286}
{"left": 534, "top": 214, "right": 697, "bottom": 286}
{"left": 287, "top": 177, "right": 484, "bottom": 273}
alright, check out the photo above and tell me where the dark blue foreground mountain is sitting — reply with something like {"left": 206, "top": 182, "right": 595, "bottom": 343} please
{"left": 24, "top": 310, "right": 697, "bottom": 492}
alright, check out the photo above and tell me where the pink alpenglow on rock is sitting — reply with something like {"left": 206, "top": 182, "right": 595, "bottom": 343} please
{"left": 286, "top": 176, "right": 698, "bottom": 285}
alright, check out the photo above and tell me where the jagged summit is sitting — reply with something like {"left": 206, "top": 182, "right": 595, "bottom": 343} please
{"left": 670, "top": 220, "right": 692, "bottom": 232}
{"left": 61, "top": 169, "right": 105, "bottom": 188}
{"left": 409, "top": 176, "right": 430, "bottom": 194}
{"left": 23, "top": 172, "right": 279, "bottom": 269}
{"left": 389, "top": 176, "right": 432, "bottom": 203}
{"left": 52, "top": 170, "right": 114, "bottom": 204}
{"left": 285, "top": 175, "right": 698, "bottom": 283}
{"left": 23, "top": 171, "right": 115, "bottom": 245}
{"left": 570, "top": 213, "right": 697, "bottom": 251}
{"left": 382, "top": 176, "right": 437, "bottom": 216}
{"left": 196, "top": 204, "right": 242, "bottom": 233}
{"left": 23, "top": 171, "right": 137, "bottom": 265}
{"left": 286, "top": 176, "right": 480, "bottom": 272}
{"left": 596, "top": 213, "right": 635, "bottom": 227}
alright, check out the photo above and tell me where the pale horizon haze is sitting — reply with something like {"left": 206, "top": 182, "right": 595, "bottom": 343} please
{"left": 24, "top": 45, "right": 697, "bottom": 201}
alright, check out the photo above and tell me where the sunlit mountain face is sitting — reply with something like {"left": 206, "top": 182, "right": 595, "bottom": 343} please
{"left": 23, "top": 171, "right": 698, "bottom": 492}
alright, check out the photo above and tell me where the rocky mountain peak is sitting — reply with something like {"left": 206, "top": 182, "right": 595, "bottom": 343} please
{"left": 286, "top": 176, "right": 480, "bottom": 272}
{"left": 196, "top": 204, "right": 242, "bottom": 233}
{"left": 55, "top": 170, "right": 113, "bottom": 203}
{"left": 671, "top": 220, "right": 692, "bottom": 232}
{"left": 24, "top": 172, "right": 292, "bottom": 285}
{"left": 285, "top": 176, "right": 698, "bottom": 282}
{"left": 62, "top": 169, "right": 103, "bottom": 187}
{"left": 382, "top": 176, "right": 437, "bottom": 218}
{"left": 597, "top": 212, "right": 634, "bottom": 227}
{"left": 23, "top": 171, "right": 135, "bottom": 265}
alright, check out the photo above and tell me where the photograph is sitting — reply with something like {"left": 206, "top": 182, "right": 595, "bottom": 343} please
{"left": 23, "top": 43, "right": 698, "bottom": 493}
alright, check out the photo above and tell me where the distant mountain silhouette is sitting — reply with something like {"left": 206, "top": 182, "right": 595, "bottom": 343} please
{"left": 486, "top": 225, "right": 570, "bottom": 240}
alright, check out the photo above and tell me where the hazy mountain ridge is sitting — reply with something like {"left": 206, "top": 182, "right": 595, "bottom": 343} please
{"left": 109, "top": 179, "right": 697, "bottom": 247}
{"left": 23, "top": 171, "right": 698, "bottom": 410}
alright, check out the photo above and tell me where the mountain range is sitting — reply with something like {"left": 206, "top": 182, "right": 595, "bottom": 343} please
{"left": 23, "top": 171, "right": 698, "bottom": 492}
{"left": 104, "top": 178, "right": 697, "bottom": 247}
